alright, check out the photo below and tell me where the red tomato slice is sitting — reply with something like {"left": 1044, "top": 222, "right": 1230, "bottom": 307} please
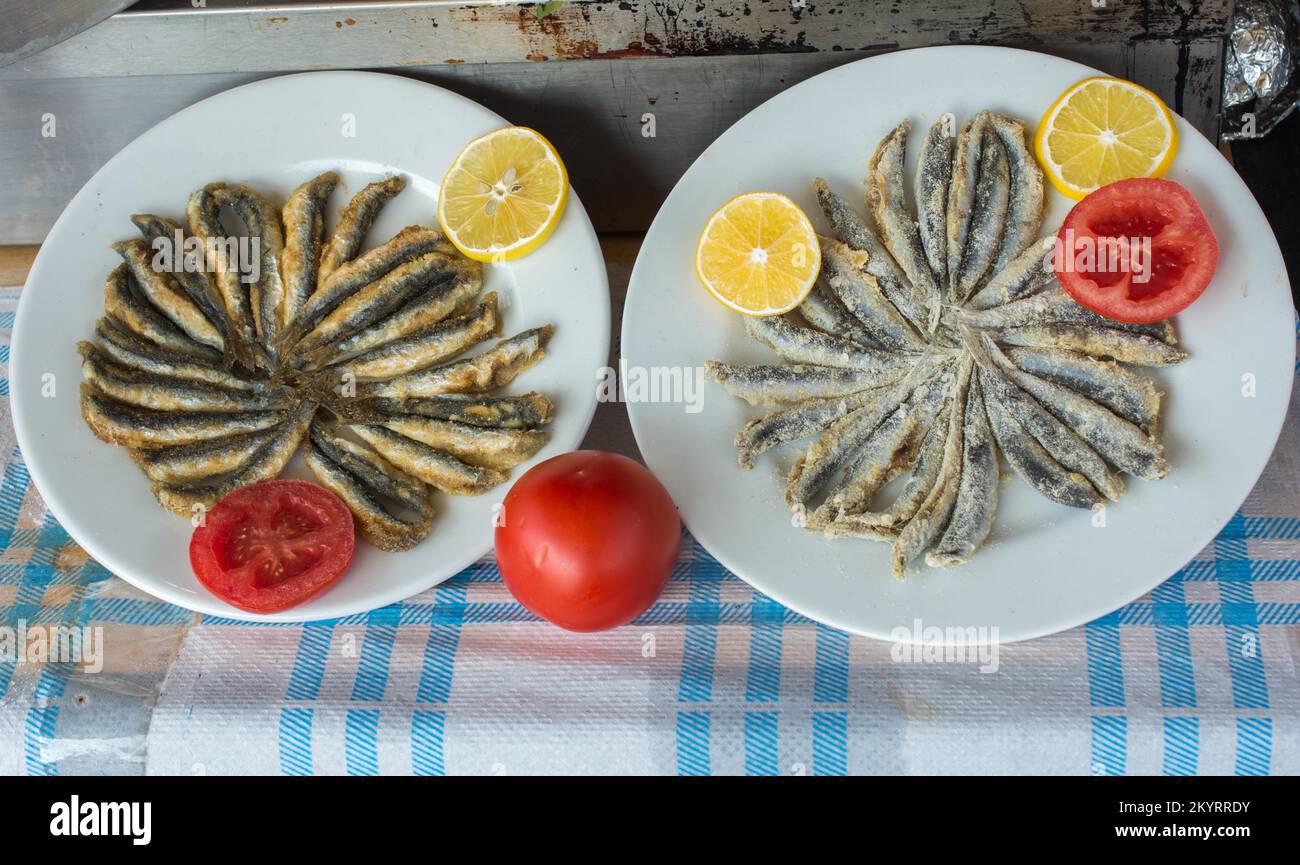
{"left": 189, "top": 479, "right": 356, "bottom": 614}
{"left": 1054, "top": 178, "right": 1219, "bottom": 324}
{"left": 495, "top": 451, "right": 680, "bottom": 632}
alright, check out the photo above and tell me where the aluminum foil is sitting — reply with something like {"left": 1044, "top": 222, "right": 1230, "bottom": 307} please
{"left": 1222, "top": 0, "right": 1300, "bottom": 139}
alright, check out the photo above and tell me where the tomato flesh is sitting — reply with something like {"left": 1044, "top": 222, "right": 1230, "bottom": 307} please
{"left": 190, "top": 479, "right": 356, "bottom": 613}
{"left": 1055, "top": 178, "right": 1218, "bottom": 324}
{"left": 495, "top": 451, "right": 680, "bottom": 632}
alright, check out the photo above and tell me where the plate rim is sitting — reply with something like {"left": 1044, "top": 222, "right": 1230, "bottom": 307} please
{"left": 10, "top": 69, "right": 610, "bottom": 622}
{"left": 621, "top": 44, "right": 1296, "bottom": 644}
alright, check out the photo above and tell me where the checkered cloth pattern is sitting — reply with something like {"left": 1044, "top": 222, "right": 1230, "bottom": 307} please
{"left": 1, "top": 284, "right": 1296, "bottom": 775}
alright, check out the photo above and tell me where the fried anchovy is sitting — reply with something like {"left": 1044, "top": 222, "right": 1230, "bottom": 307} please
{"left": 350, "top": 424, "right": 506, "bottom": 495}
{"left": 317, "top": 176, "right": 407, "bottom": 288}
{"left": 294, "top": 265, "right": 483, "bottom": 370}
{"left": 1006, "top": 346, "right": 1161, "bottom": 432}
{"left": 187, "top": 182, "right": 260, "bottom": 370}
{"left": 982, "top": 374, "right": 1103, "bottom": 509}
{"left": 378, "top": 415, "right": 549, "bottom": 471}
{"left": 111, "top": 239, "right": 224, "bottom": 351}
{"left": 360, "top": 326, "right": 553, "bottom": 400}
{"left": 734, "top": 390, "right": 884, "bottom": 469}
{"left": 995, "top": 324, "right": 1187, "bottom": 366}
{"left": 965, "top": 238, "right": 1056, "bottom": 310}
{"left": 131, "top": 428, "right": 282, "bottom": 485}
{"left": 865, "top": 120, "right": 942, "bottom": 328}
{"left": 915, "top": 116, "right": 954, "bottom": 290}
{"left": 797, "top": 281, "right": 880, "bottom": 347}
{"left": 151, "top": 400, "right": 315, "bottom": 516}
{"left": 129, "top": 214, "right": 232, "bottom": 359}
{"left": 826, "top": 399, "right": 952, "bottom": 537}
{"left": 92, "top": 319, "right": 262, "bottom": 394}
{"left": 280, "top": 171, "right": 339, "bottom": 331}
{"left": 308, "top": 421, "right": 430, "bottom": 513}
{"left": 745, "top": 314, "right": 899, "bottom": 368}
{"left": 280, "top": 225, "right": 443, "bottom": 351}
{"left": 819, "top": 235, "right": 924, "bottom": 350}
{"left": 954, "top": 131, "right": 1009, "bottom": 300}
{"left": 331, "top": 393, "right": 554, "bottom": 428}
{"left": 891, "top": 358, "right": 972, "bottom": 577}
{"left": 80, "top": 384, "right": 289, "bottom": 449}
{"left": 813, "top": 368, "right": 951, "bottom": 525}
{"left": 986, "top": 112, "right": 1046, "bottom": 276}
{"left": 292, "top": 249, "right": 456, "bottom": 358}
{"left": 79, "top": 348, "right": 292, "bottom": 414}
{"left": 966, "top": 337, "right": 1124, "bottom": 500}
{"left": 102, "top": 265, "right": 222, "bottom": 363}
{"left": 305, "top": 442, "right": 435, "bottom": 553}
{"left": 705, "top": 358, "right": 911, "bottom": 406}
{"left": 811, "top": 178, "right": 930, "bottom": 332}
{"left": 945, "top": 112, "right": 989, "bottom": 299}
{"left": 928, "top": 375, "right": 998, "bottom": 566}
{"left": 981, "top": 335, "right": 1167, "bottom": 480}
{"left": 337, "top": 293, "right": 499, "bottom": 382}
{"left": 214, "top": 184, "right": 286, "bottom": 356}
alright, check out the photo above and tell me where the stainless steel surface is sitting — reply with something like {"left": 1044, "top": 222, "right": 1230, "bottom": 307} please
{"left": 0, "top": 0, "right": 1234, "bottom": 244}
{"left": 0, "top": 0, "right": 135, "bottom": 68}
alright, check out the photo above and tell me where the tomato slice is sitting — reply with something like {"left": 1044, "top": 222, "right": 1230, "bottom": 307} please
{"left": 189, "top": 479, "right": 356, "bottom": 614}
{"left": 1054, "top": 178, "right": 1219, "bottom": 324}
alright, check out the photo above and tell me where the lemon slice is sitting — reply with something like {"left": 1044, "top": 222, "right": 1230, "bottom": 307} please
{"left": 1035, "top": 77, "right": 1178, "bottom": 200}
{"left": 437, "top": 126, "right": 569, "bottom": 263}
{"left": 695, "top": 192, "right": 821, "bottom": 316}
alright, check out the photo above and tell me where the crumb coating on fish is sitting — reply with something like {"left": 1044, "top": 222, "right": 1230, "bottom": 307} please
{"left": 710, "top": 111, "right": 1186, "bottom": 576}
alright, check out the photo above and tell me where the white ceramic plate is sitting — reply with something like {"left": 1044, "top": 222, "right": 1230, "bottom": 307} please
{"left": 623, "top": 46, "right": 1294, "bottom": 643}
{"left": 10, "top": 71, "right": 609, "bottom": 621}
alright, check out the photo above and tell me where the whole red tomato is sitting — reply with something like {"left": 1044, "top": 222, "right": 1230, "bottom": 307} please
{"left": 495, "top": 451, "right": 680, "bottom": 632}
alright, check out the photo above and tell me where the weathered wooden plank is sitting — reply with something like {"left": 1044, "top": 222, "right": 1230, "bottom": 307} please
{"left": 0, "top": 0, "right": 1234, "bottom": 80}
{"left": 0, "top": 39, "right": 1230, "bottom": 243}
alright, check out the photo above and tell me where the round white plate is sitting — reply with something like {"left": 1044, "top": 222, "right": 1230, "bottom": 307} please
{"left": 10, "top": 71, "right": 609, "bottom": 622}
{"left": 623, "top": 46, "right": 1295, "bottom": 643}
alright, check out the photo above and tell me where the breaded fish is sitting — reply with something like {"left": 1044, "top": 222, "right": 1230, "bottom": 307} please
{"left": 215, "top": 184, "right": 286, "bottom": 355}
{"left": 129, "top": 214, "right": 232, "bottom": 359}
{"left": 336, "top": 293, "right": 499, "bottom": 382}
{"left": 80, "top": 383, "right": 289, "bottom": 449}
{"left": 131, "top": 427, "right": 282, "bottom": 485}
{"left": 360, "top": 326, "right": 553, "bottom": 400}
{"left": 333, "top": 393, "right": 554, "bottom": 429}
{"left": 280, "top": 225, "right": 443, "bottom": 351}
{"left": 103, "top": 265, "right": 222, "bottom": 363}
{"left": 734, "top": 390, "right": 885, "bottom": 469}
{"left": 866, "top": 120, "right": 942, "bottom": 326}
{"left": 745, "top": 313, "right": 901, "bottom": 369}
{"left": 811, "top": 178, "right": 930, "bottom": 333}
{"left": 377, "top": 415, "right": 548, "bottom": 471}
{"left": 294, "top": 265, "right": 483, "bottom": 370}
{"left": 705, "top": 358, "right": 911, "bottom": 406}
{"left": 317, "top": 176, "right": 407, "bottom": 288}
{"left": 150, "top": 399, "right": 315, "bottom": 516}
{"left": 281, "top": 171, "right": 339, "bottom": 331}
{"left": 305, "top": 441, "right": 435, "bottom": 552}
{"left": 187, "top": 182, "right": 260, "bottom": 370}
{"left": 79, "top": 348, "right": 293, "bottom": 414}
{"left": 819, "top": 235, "right": 924, "bottom": 350}
{"left": 349, "top": 424, "right": 507, "bottom": 495}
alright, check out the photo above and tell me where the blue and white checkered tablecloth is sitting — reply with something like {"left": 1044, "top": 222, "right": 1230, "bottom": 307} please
{"left": 1, "top": 283, "right": 1297, "bottom": 775}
